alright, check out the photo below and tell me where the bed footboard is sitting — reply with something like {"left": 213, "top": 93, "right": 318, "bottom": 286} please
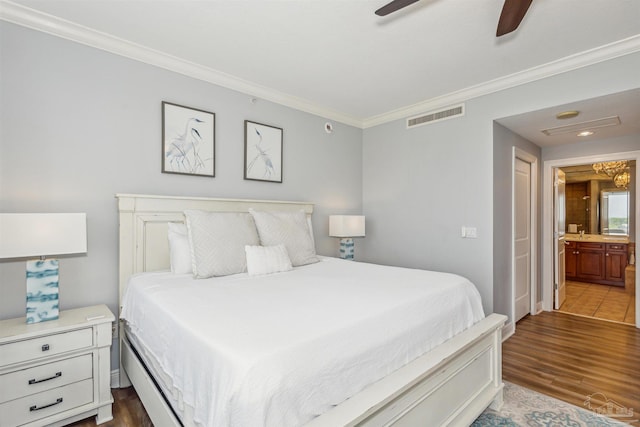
{"left": 121, "top": 313, "right": 505, "bottom": 427}
{"left": 306, "top": 313, "right": 507, "bottom": 427}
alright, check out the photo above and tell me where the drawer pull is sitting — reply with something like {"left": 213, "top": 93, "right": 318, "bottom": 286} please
{"left": 28, "top": 371, "right": 62, "bottom": 385}
{"left": 41, "top": 344, "right": 50, "bottom": 352}
{"left": 30, "top": 397, "right": 63, "bottom": 412}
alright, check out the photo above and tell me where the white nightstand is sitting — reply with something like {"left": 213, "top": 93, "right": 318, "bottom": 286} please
{"left": 0, "top": 305, "right": 115, "bottom": 427}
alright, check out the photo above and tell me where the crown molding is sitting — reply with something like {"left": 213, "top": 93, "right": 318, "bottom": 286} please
{"left": 362, "top": 34, "right": 640, "bottom": 128}
{"left": 0, "top": 1, "right": 363, "bottom": 128}
{"left": 2, "top": 0, "right": 639, "bottom": 131}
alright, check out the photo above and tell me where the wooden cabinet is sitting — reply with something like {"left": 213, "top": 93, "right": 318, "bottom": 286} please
{"left": 565, "top": 241, "right": 628, "bottom": 286}
{"left": 577, "top": 242, "right": 606, "bottom": 282}
{"left": 605, "top": 243, "right": 628, "bottom": 284}
{"left": 565, "top": 241, "right": 577, "bottom": 278}
{"left": 0, "top": 305, "right": 114, "bottom": 427}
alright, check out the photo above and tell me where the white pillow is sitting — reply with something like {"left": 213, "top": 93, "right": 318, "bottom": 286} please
{"left": 245, "top": 244, "right": 293, "bottom": 276}
{"left": 167, "top": 222, "right": 192, "bottom": 274}
{"left": 249, "top": 209, "right": 319, "bottom": 266}
{"left": 184, "top": 210, "right": 260, "bottom": 278}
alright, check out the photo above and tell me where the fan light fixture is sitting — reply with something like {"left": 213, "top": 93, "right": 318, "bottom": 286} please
{"left": 577, "top": 130, "right": 594, "bottom": 137}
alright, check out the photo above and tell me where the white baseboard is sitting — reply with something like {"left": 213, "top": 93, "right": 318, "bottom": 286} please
{"left": 536, "top": 301, "right": 543, "bottom": 314}
{"left": 111, "top": 369, "right": 120, "bottom": 389}
{"left": 502, "top": 321, "right": 515, "bottom": 341}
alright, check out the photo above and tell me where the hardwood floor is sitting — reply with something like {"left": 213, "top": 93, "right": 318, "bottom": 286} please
{"left": 558, "top": 280, "right": 635, "bottom": 324}
{"left": 70, "top": 311, "right": 640, "bottom": 426}
{"left": 66, "top": 386, "right": 153, "bottom": 427}
{"left": 504, "top": 311, "right": 640, "bottom": 426}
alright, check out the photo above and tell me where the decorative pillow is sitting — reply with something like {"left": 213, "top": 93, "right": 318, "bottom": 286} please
{"left": 184, "top": 210, "right": 260, "bottom": 278}
{"left": 249, "top": 209, "right": 319, "bottom": 266}
{"left": 307, "top": 216, "right": 315, "bottom": 248}
{"left": 245, "top": 244, "right": 293, "bottom": 276}
{"left": 167, "top": 222, "right": 192, "bottom": 274}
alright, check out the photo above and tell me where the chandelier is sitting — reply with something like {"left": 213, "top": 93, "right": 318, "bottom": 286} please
{"left": 592, "top": 160, "right": 628, "bottom": 177}
{"left": 613, "top": 171, "right": 630, "bottom": 189}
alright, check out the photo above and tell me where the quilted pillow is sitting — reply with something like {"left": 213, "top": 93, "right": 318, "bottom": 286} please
{"left": 167, "top": 222, "right": 192, "bottom": 274}
{"left": 245, "top": 244, "right": 293, "bottom": 276}
{"left": 184, "top": 210, "right": 260, "bottom": 278}
{"left": 249, "top": 209, "right": 319, "bottom": 266}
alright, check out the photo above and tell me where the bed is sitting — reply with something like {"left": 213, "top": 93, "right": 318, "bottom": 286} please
{"left": 117, "top": 193, "right": 506, "bottom": 427}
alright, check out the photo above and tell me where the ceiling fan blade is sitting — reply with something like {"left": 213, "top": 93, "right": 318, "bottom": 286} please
{"left": 375, "top": 0, "right": 420, "bottom": 16}
{"left": 496, "top": 0, "right": 533, "bottom": 36}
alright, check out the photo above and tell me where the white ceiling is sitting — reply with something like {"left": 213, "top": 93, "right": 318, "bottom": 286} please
{"left": 496, "top": 88, "right": 640, "bottom": 147}
{"left": 3, "top": 0, "right": 640, "bottom": 134}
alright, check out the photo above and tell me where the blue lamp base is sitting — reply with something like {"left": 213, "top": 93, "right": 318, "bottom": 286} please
{"left": 26, "top": 259, "right": 60, "bottom": 324}
{"left": 339, "top": 238, "right": 355, "bottom": 260}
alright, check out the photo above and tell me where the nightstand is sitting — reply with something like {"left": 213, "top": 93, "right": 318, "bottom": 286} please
{"left": 0, "top": 305, "right": 115, "bottom": 427}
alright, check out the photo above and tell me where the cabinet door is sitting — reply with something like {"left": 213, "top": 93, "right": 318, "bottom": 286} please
{"left": 605, "top": 255, "right": 627, "bottom": 286}
{"left": 577, "top": 246, "right": 605, "bottom": 281}
{"left": 565, "top": 243, "right": 578, "bottom": 278}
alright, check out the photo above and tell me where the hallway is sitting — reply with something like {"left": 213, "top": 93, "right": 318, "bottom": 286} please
{"left": 558, "top": 280, "right": 635, "bottom": 324}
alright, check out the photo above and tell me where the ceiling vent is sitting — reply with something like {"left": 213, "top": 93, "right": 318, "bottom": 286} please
{"left": 541, "top": 116, "right": 621, "bottom": 136}
{"left": 406, "top": 104, "right": 465, "bottom": 129}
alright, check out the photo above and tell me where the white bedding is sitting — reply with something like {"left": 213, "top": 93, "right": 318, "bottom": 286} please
{"left": 120, "top": 257, "right": 485, "bottom": 427}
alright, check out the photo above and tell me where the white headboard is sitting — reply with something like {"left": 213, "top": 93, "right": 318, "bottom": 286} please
{"left": 116, "top": 194, "right": 314, "bottom": 311}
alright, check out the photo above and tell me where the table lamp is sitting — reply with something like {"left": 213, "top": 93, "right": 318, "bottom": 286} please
{"left": 329, "top": 215, "right": 365, "bottom": 260}
{"left": 0, "top": 213, "right": 87, "bottom": 323}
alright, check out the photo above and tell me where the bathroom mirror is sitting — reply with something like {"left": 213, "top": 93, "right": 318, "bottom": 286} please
{"left": 600, "top": 189, "right": 629, "bottom": 235}
{"left": 562, "top": 159, "right": 635, "bottom": 235}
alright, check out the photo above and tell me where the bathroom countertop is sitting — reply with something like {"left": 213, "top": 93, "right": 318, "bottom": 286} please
{"left": 565, "top": 233, "right": 629, "bottom": 244}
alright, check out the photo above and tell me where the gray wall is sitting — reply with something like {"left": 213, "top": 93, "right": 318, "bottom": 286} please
{"left": 0, "top": 22, "right": 363, "bottom": 368}
{"left": 361, "top": 51, "right": 640, "bottom": 317}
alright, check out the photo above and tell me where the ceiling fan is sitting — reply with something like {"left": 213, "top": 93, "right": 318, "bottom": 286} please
{"left": 375, "top": 0, "right": 533, "bottom": 37}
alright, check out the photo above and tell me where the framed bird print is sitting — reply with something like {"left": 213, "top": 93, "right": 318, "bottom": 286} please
{"left": 162, "top": 101, "right": 215, "bottom": 177}
{"left": 244, "top": 120, "right": 283, "bottom": 183}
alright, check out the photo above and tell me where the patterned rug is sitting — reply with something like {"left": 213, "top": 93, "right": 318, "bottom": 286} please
{"left": 472, "top": 382, "right": 636, "bottom": 426}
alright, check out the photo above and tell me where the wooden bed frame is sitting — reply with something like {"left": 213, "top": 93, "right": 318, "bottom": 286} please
{"left": 117, "top": 193, "right": 507, "bottom": 427}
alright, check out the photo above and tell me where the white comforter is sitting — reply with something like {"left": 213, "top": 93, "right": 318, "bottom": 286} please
{"left": 120, "top": 257, "right": 485, "bottom": 427}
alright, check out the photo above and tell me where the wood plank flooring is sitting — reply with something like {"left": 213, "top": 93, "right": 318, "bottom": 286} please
{"left": 503, "top": 311, "right": 640, "bottom": 426}
{"left": 558, "top": 280, "right": 635, "bottom": 324}
{"left": 69, "top": 311, "right": 640, "bottom": 427}
{"left": 66, "top": 386, "right": 153, "bottom": 427}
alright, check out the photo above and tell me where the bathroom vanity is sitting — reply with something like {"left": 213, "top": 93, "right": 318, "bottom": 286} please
{"left": 565, "top": 234, "right": 629, "bottom": 286}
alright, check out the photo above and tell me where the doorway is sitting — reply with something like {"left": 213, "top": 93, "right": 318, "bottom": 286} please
{"left": 542, "top": 151, "right": 639, "bottom": 328}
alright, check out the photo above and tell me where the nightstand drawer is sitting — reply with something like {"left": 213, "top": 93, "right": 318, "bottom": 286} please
{"left": 0, "top": 354, "right": 93, "bottom": 404}
{"left": 0, "top": 328, "right": 93, "bottom": 366}
{"left": 0, "top": 378, "right": 93, "bottom": 426}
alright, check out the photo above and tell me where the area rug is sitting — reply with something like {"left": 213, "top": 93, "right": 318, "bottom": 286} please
{"left": 472, "top": 381, "right": 636, "bottom": 426}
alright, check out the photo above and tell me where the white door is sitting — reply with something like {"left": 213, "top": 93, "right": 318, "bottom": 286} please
{"left": 554, "top": 168, "right": 567, "bottom": 310}
{"left": 514, "top": 158, "right": 531, "bottom": 321}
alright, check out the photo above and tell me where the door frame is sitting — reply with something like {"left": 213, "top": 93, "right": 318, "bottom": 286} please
{"left": 512, "top": 147, "right": 538, "bottom": 326}
{"left": 542, "top": 150, "right": 640, "bottom": 328}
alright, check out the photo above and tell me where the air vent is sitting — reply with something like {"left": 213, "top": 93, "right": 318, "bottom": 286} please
{"left": 406, "top": 104, "right": 465, "bottom": 129}
{"left": 541, "top": 116, "right": 621, "bottom": 136}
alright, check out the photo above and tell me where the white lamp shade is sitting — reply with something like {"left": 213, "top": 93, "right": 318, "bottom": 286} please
{"left": 329, "top": 215, "right": 365, "bottom": 237}
{"left": 0, "top": 213, "right": 87, "bottom": 259}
